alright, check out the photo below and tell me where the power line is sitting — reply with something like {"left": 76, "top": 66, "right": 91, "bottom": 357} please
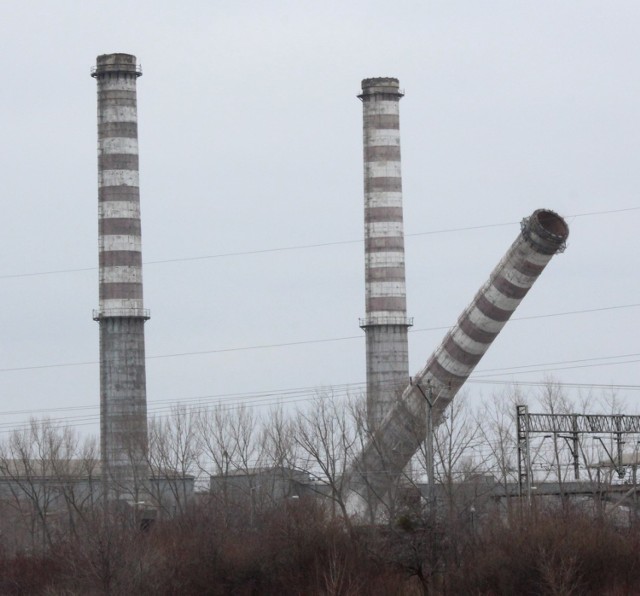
{"left": 467, "top": 378, "right": 640, "bottom": 391}
{"left": 3, "top": 371, "right": 640, "bottom": 436}
{"left": 567, "top": 206, "right": 640, "bottom": 219}
{"left": 2, "top": 360, "right": 640, "bottom": 432}
{"left": 472, "top": 352, "right": 640, "bottom": 376}
{"left": 0, "top": 302, "right": 637, "bottom": 374}
{"left": 1, "top": 206, "right": 637, "bottom": 280}
{"left": 0, "top": 382, "right": 365, "bottom": 418}
{"left": 0, "top": 391, "right": 338, "bottom": 435}
{"left": 473, "top": 356, "right": 640, "bottom": 379}
{"left": 501, "top": 303, "right": 640, "bottom": 322}
{"left": 0, "top": 382, "right": 371, "bottom": 433}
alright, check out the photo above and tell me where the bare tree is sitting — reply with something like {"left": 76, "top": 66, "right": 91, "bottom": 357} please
{"left": 0, "top": 419, "right": 74, "bottom": 551}
{"left": 477, "top": 392, "right": 517, "bottom": 486}
{"left": 295, "top": 392, "right": 359, "bottom": 525}
{"left": 261, "top": 406, "right": 299, "bottom": 472}
{"left": 147, "top": 405, "right": 199, "bottom": 517}
{"left": 538, "top": 378, "right": 573, "bottom": 495}
{"left": 56, "top": 506, "right": 163, "bottom": 595}
{"left": 48, "top": 432, "right": 100, "bottom": 537}
{"left": 258, "top": 406, "right": 305, "bottom": 508}
{"left": 196, "top": 404, "right": 261, "bottom": 521}
{"left": 428, "top": 392, "right": 483, "bottom": 513}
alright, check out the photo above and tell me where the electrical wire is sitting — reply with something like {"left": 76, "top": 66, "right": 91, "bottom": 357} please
{"left": 2, "top": 353, "right": 640, "bottom": 434}
{"left": 1, "top": 205, "right": 637, "bottom": 280}
{"left": 1, "top": 302, "right": 638, "bottom": 374}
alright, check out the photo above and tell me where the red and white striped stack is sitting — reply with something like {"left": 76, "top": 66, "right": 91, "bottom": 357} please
{"left": 359, "top": 78, "right": 412, "bottom": 432}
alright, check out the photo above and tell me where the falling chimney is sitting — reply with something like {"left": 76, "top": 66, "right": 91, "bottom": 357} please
{"left": 347, "top": 209, "right": 569, "bottom": 514}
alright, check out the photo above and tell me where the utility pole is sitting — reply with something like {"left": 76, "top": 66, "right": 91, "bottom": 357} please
{"left": 516, "top": 405, "right": 532, "bottom": 504}
{"left": 416, "top": 380, "right": 437, "bottom": 509}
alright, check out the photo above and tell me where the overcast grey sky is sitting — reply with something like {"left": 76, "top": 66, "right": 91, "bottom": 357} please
{"left": 1, "top": 1, "right": 638, "bottom": 435}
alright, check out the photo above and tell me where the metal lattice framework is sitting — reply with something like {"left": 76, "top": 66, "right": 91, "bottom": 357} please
{"left": 523, "top": 412, "right": 640, "bottom": 434}
{"left": 516, "top": 405, "right": 640, "bottom": 501}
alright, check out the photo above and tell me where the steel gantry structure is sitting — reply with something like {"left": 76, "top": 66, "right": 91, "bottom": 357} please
{"left": 517, "top": 405, "right": 640, "bottom": 501}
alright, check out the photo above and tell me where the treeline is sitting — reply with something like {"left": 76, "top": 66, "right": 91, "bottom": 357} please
{"left": 1, "top": 498, "right": 640, "bottom": 594}
{"left": 0, "top": 383, "right": 639, "bottom": 594}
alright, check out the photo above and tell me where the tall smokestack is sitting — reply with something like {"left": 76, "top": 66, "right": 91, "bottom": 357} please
{"left": 347, "top": 209, "right": 569, "bottom": 513}
{"left": 358, "top": 78, "right": 412, "bottom": 432}
{"left": 91, "top": 53, "right": 149, "bottom": 500}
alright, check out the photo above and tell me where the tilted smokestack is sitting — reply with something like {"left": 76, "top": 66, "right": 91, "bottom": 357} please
{"left": 91, "top": 53, "right": 150, "bottom": 500}
{"left": 346, "top": 209, "right": 569, "bottom": 511}
{"left": 358, "top": 77, "right": 413, "bottom": 433}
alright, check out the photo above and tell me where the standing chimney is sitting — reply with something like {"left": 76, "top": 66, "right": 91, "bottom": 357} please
{"left": 91, "top": 53, "right": 149, "bottom": 500}
{"left": 358, "top": 78, "right": 412, "bottom": 432}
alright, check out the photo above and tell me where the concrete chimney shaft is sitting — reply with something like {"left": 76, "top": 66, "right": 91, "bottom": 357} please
{"left": 92, "top": 53, "right": 149, "bottom": 500}
{"left": 359, "top": 77, "right": 412, "bottom": 433}
{"left": 347, "top": 209, "right": 569, "bottom": 512}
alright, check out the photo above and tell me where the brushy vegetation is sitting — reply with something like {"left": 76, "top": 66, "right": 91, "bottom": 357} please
{"left": 1, "top": 498, "right": 640, "bottom": 594}
{"left": 2, "top": 385, "right": 639, "bottom": 594}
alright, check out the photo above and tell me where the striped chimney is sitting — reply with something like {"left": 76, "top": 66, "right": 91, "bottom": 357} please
{"left": 358, "top": 77, "right": 413, "bottom": 433}
{"left": 347, "top": 209, "right": 569, "bottom": 510}
{"left": 92, "top": 53, "right": 149, "bottom": 500}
